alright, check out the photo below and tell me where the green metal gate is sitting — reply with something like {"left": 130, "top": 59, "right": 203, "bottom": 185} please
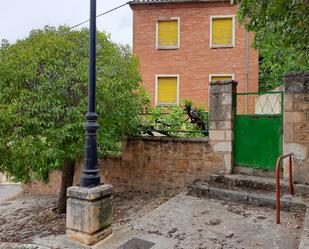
{"left": 234, "top": 92, "right": 283, "bottom": 171}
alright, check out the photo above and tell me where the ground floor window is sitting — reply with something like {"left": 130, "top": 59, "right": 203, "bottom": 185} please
{"left": 209, "top": 74, "right": 234, "bottom": 82}
{"left": 155, "top": 75, "right": 179, "bottom": 106}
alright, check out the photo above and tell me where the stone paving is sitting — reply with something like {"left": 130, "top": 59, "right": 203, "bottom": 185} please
{"left": 299, "top": 212, "right": 309, "bottom": 249}
{"left": 29, "top": 192, "right": 305, "bottom": 249}
{"left": 95, "top": 193, "right": 304, "bottom": 249}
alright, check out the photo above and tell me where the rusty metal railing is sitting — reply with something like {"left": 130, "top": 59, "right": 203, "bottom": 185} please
{"left": 276, "top": 153, "right": 294, "bottom": 224}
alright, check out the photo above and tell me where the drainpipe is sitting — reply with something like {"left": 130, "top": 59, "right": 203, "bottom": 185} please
{"left": 245, "top": 31, "right": 249, "bottom": 114}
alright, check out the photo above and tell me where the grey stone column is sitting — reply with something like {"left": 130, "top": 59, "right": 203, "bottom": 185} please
{"left": 209, "top": 80, "right": 238, "bottom": 173}
{"left": 284, "top": 72, "right": 309, "bottom": 184}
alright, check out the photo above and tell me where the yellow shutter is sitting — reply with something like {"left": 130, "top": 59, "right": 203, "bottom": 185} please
{"left": 158, "top": 20, "right": 178, "bottom": 47}
{"left": 212, "top": 18, "right": 233, "bottom": 46}
{"left": 157, "top": 77, "right": 177, "bottom": 105}
{"left": 211, "top": 75, "right": 233, "bottom": 81}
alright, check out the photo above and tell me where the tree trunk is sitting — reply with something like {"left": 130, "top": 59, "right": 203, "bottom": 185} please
{"left": 57, "top": 159, "right": 75, "bottom": 214}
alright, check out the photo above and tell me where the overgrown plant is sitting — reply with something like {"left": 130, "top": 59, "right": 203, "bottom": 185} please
{"left": 140, "top": 100, "right": 208, "bottom": 137}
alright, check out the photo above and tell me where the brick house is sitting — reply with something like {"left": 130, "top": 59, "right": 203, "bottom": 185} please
{"left": 129, "top": 0, "right": 259, "bottom": 108}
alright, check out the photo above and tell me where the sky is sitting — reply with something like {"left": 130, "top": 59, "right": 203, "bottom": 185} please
{"left": 0, "top": 0, "right": 132, "bottom": 46}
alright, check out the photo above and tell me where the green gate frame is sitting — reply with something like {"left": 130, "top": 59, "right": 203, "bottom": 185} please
{"left": 234, "top": 91, "right": 284, "bottom": 171}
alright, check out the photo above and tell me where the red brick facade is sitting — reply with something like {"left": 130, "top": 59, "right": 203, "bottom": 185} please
{"left": 130, "top": 1, "right": 259, "bottom": 108}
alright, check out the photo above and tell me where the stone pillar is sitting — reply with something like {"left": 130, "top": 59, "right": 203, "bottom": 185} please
{"left": 209, "top": 80, "right": 237, "bottom": 173}
{"left": 66, "top": 184, "right": 113, "bottom": 246}
{"left": 284, "top": 72, "right": 309, "bottom": 184}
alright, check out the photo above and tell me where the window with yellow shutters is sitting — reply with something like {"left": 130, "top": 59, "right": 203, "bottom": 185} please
{"left": 209, "top": 74, "right": 234, "bottom": 82}
{"left": 211, "top": 16, "right": 235, "bottom": 48}
{"left": 157, "top": 18, "right": 179, "bottom": 49}
{"left": 156, "top": 76, "right": 179, "bottom": 106}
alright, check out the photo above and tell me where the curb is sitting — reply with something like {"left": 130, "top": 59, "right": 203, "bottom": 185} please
{"left": 188, "top": 182, "right": 307, "bottom": 211}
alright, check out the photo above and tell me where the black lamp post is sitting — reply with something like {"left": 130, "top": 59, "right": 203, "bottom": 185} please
{"left": 80, "top": 0, "right": 101, "bottom": 187}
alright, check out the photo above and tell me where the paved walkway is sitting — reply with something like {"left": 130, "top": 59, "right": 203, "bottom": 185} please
{"left": 96, "top": 193, "right": 303, "bottom": 249}
{"left": 32, "top": 192, "right": 304, "bottom": 249}
{"left": 0, "top": 184, "right": 22, "bottom": 202}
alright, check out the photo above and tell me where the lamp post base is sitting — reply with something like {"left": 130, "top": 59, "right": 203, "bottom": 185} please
{"left": 80, "top": 172, "right": 101, "bottom": 188}
{"left": 66, "top": 184, "right": 113, "bottom": 246}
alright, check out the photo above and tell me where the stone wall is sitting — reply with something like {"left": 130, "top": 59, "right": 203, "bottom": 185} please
{"left": 106, "top": 137, "right": 223, "bottom": 192}
{"left": 23, "top": 170, "right": 62, "bottom": 195}
{"left": 23, "top": 137, "right": 224, "bottom": 195}
{"left": 284, "top": 72, "right": 309, "bottom": 184}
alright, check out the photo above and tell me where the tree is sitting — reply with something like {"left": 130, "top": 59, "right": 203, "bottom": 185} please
{"left": 0, "top": 26, "right": 146, "bottom": 211}
{"left": 236, "top": 0, "right": 309, "bottom": 91}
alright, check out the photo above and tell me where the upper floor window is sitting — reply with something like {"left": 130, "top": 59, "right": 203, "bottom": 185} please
{"left": 210, "top": 16, "right": 235, "bottom": 48}
{"left": 155, "top": 75, "right": 179, "bottom": 106}
{"left": 156, "top": 18, "right": 180, "bottom": 49}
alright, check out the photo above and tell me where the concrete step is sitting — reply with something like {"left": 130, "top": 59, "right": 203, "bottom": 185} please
{"left": 188, "top": 181, "right": 307, "bottom": 211}
{"left": 208, "top": 174, "right": 309, "bottom": 196}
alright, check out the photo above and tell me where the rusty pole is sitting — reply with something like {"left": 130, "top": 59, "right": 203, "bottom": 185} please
{"left": 276, "top": 153, "right": 294, "bottom": 224}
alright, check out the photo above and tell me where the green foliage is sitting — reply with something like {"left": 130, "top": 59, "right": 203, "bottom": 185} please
{"left": 0, "top": 26, "right": 146, "bottom": 182}
{"left": 237, "top": 0, "right": 309, "bottom": 91}
{"left": 140, "top": 100, "right": 208, "bottom": 137}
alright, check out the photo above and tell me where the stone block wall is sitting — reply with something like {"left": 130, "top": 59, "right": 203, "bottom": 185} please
{"left": 22, "top": 170, "right": 62, "bottom": 195}
{"left": 23, "top": 157, "right": 121, "bottom": 195}
{"left": 284, "top": 72, "right": 309, "bottom": 184}
{"left": 209, "top": 80, "right": 237, "bottom": 173}
{"left": 23, "top": 137, "right": 224, "bottom": 195}
{"left": 106, "top": 137, "right": 223, "bottom": 192}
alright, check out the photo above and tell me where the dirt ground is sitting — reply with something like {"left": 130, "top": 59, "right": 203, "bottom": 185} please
{"left": 0, "top": 191, "right": 172, "bottom": 244}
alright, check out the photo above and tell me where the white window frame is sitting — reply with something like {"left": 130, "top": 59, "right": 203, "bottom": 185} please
{"left": 209, "top": 74, "right": 235, "bottom": 82}
{"left": 155, "top": 74, "right": 180, "bottom": 106}
{"left": 210, "top": 15, "right": 236, "bottom": 48}
{"left": 156, "top": 17, "right": 180, "bottom": 50}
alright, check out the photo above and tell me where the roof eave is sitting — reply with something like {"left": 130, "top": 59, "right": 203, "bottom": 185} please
{"left": 129, "top": 0, "right": 232, "bottom": 6}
